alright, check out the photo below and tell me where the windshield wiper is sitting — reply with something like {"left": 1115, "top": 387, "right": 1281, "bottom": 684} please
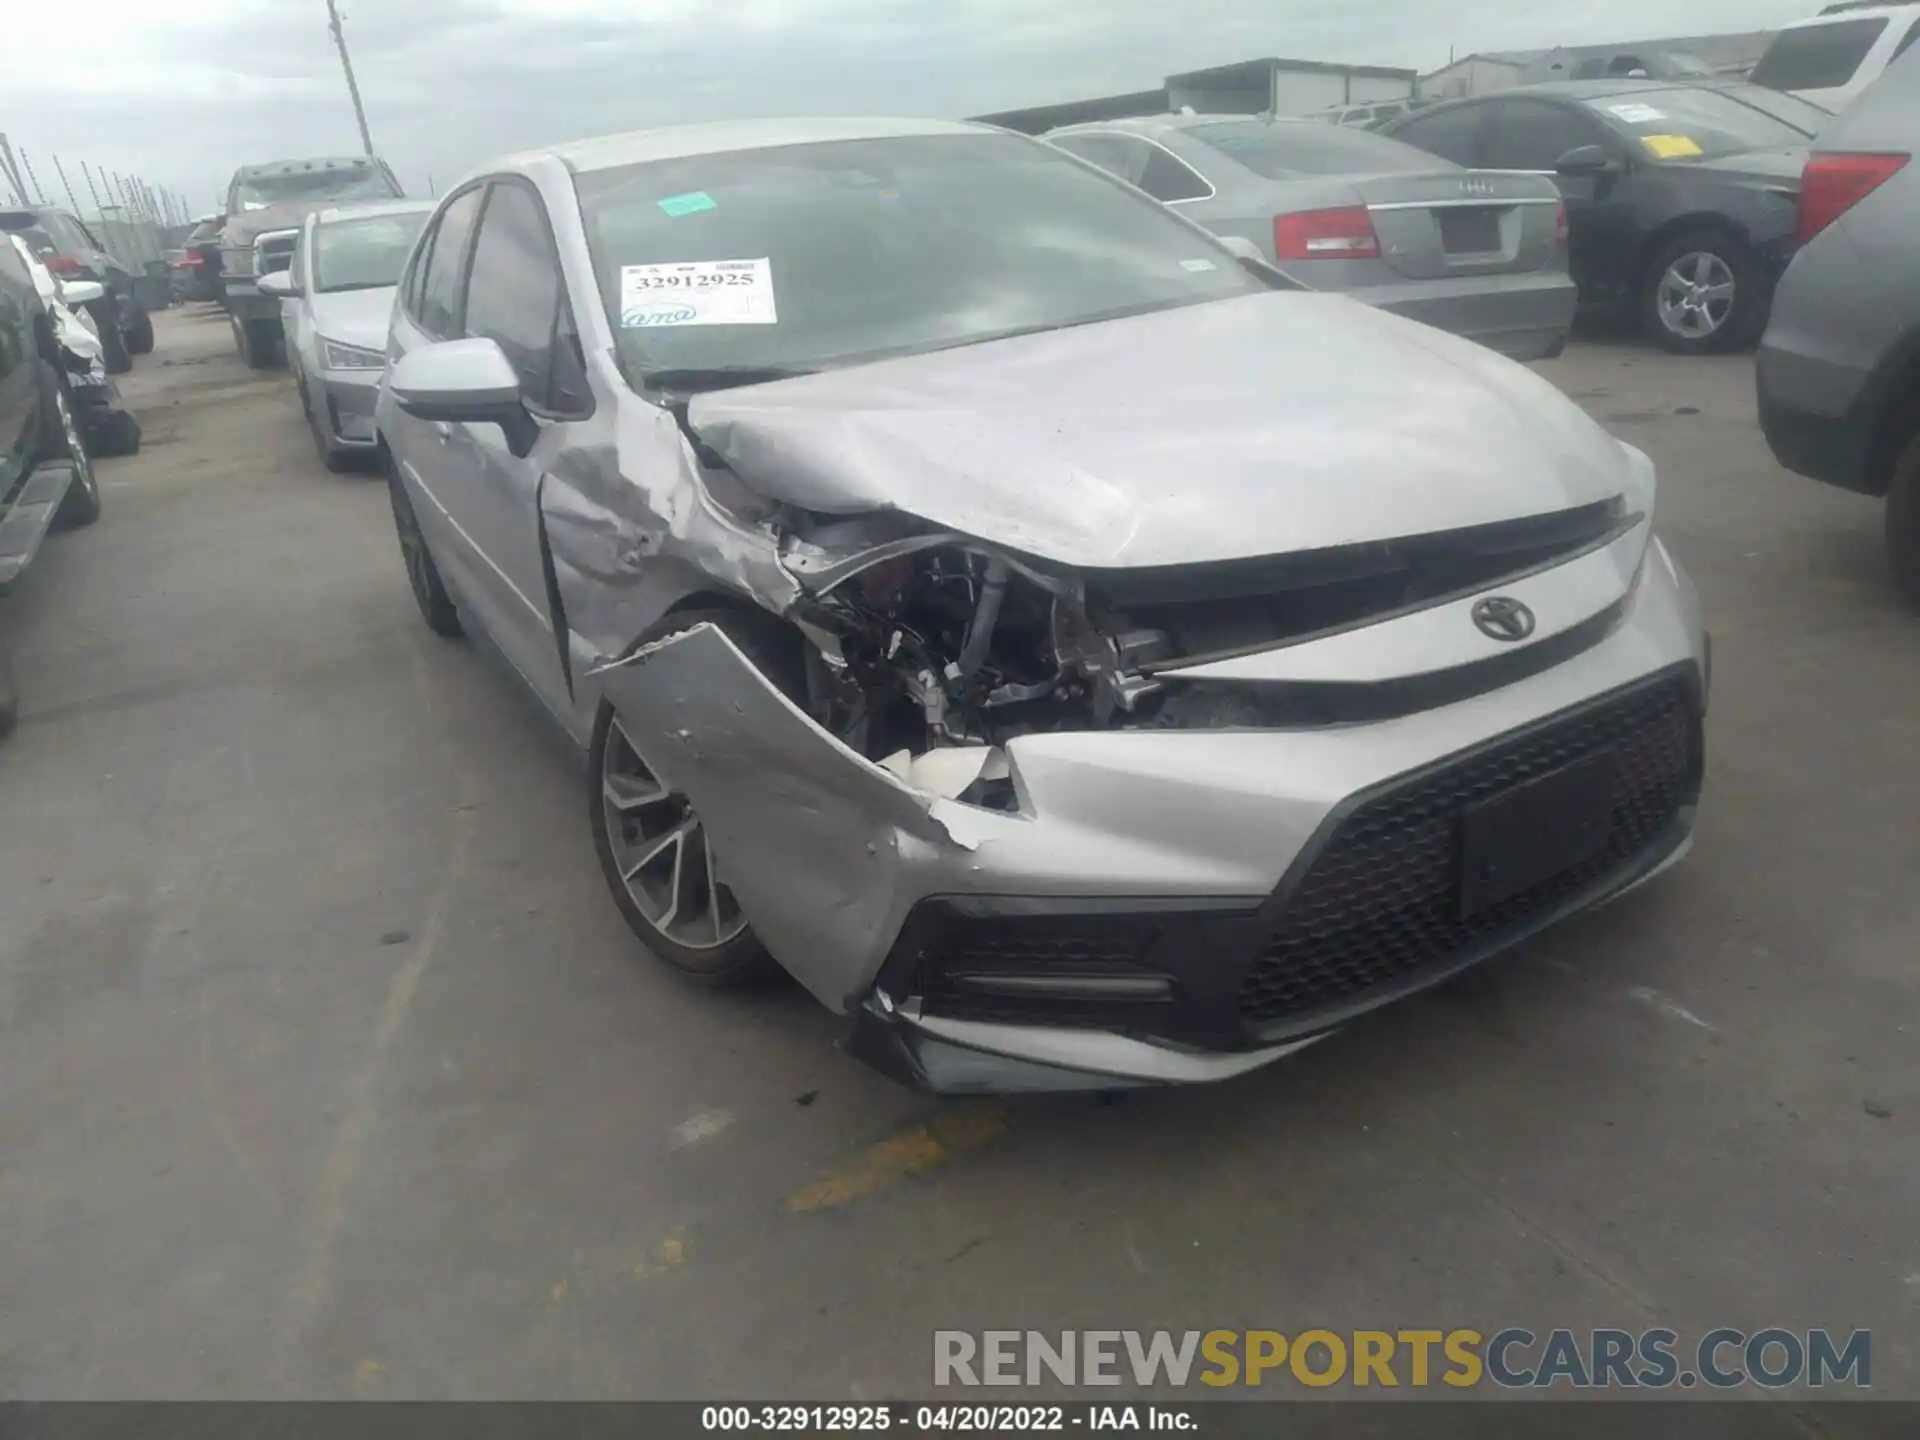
{"left": 638, "top": 364, "right": 817, "bottom": 393}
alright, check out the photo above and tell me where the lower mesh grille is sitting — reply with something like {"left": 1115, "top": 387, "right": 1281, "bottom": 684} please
{"left": 1239, "top": 673, "right": 1699, "bottom": 1027}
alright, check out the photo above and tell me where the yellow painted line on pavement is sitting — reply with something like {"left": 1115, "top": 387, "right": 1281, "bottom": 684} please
{"left": 786, "top": 1102, "right": 1010, "bottom": 1212}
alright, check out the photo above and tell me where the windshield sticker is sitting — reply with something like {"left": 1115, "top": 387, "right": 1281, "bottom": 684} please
{"left": 1608, "top": 103, "right": 1667, "bottom": 124}
{"left": 1180, "top": 258, "right": 1218, "bottom": 272}
{"left": 1640, "top": 133, "right": 1704, "bottom": 159}
{"left": 619, "top": 258, "right": 777, "bottom": 328}
{"left": 657, "top": 191, "right": 718, "bottom": 217}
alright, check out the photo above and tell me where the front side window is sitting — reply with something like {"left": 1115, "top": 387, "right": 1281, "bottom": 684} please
{"left": 416, "top": 187, "right": 484, "bottom": 337}
{"left": 462, "top": 183, "right": 561, "bottom": 403}
{"left": 1751, "top": 18, "right": 1889, "bottom": 90}
{"left": 574, "top": 132, "right": 1264, "bottom": 391}
{"left": 314, "top": 211, "right": 431, "bottom": 293}
{"left": 1482, "top": 100, "right": 1611, "bottom": 171}
{"left": 1187, "top": 118, "right": 1448, "bottom": 176}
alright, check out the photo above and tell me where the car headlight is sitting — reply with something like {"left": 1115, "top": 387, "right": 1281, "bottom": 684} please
{"left": 322, "top": 339, "right": 385, "bottom": 371}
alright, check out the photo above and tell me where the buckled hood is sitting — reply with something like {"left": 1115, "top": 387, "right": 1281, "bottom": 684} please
{"left": 686, "top": 291, "right": 1648, "bottom": 569}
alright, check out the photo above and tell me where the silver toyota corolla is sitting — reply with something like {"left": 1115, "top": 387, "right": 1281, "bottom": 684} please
{"left": 376, "top": 117, "right": 1709, "bottom": 1094}
{"left": 258, "top": 198, "right": 435, "bottom": 468}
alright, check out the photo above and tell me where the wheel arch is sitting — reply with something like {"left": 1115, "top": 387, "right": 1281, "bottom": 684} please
{"left": 1863, "top": 330, "right": 1920, "bottom": 498}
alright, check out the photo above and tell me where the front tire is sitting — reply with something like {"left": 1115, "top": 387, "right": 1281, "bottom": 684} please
{"left": 386, "top": 460, "right": 462, "bottom": 637}
{"left": 1641, "top": 230, "right": 1768, "bottom": 354}
{"left": 1885, "top": 427, "right": 1920, "bottom": 610}
{"left": 588, "top": 608, "right": 799, "bottom": 987}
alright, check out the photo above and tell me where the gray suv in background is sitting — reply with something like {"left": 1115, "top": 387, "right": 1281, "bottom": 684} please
{"left": 1757, "top": 48, "right": 1920, "bottom": 602}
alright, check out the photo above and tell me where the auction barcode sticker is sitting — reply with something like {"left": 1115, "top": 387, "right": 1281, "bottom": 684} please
{"left": 619, "top": 258, "right": 777, "bottom": 327}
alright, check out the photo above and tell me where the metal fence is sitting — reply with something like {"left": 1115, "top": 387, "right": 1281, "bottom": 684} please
{"left": 0, "top": 131, "right": 199, "bottom": 271}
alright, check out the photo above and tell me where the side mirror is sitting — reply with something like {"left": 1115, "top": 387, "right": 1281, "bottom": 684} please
{"left": 257, "top": 269, "right": 299, "bottom": 298}
{"left": 390, "top": 338, "right": 537, "bottom": 456}
{"left": 1555, "top": 145, "right": 1619, "bottom": 177}
{"left": 58, "top": 279, "right": 106, "bottom": 306}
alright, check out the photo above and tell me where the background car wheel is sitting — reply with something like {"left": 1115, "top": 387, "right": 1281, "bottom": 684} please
{"left": 385, "top": 463, "right": 462, "bottom": 637}
{"left": 86, "top": 408, "right": 142, "bottom": 458}
{"left": 0, "top": 644, "right": 16, "bottom": 739}
{"left": 125, "top": 308, "right": 155, "bottom": 356}
{"left": 237, "top": 317, "right": 283, "bottom": 370}
{"left": 588, "top": 608, "right": 803, "bottom": 987}
{"left": 91, "top": 302, "right": 132, "bottom": 374}
{"left": 34, "top": 366, "right": 102, "bottom": 530}
{"left": 1885, "top": 428, "right": 1920, "bottom": 610}
{"left": 1641, "top": 230, "right": 1767, "bottom": 355}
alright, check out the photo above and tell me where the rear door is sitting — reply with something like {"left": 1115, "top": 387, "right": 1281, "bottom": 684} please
{"left": 1478, "top": 97, "right": 1634, "bottom": 297}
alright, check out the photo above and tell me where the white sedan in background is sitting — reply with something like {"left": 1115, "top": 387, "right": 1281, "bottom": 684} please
{"left": 259, "top": 198, "right": 435, "bottom": 470}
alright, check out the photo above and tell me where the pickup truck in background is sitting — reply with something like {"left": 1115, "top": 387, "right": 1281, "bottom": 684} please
{"left": 217, "top": 155, "right": 404, "bottom": 369}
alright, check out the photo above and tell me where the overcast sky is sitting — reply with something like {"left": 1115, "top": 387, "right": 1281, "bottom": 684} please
{"left": 3, "top": 0, "right": 1813, "bottom": 218}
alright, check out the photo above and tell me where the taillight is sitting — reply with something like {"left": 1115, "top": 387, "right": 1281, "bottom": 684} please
{"left": 1554, "top": 201, "right": 1568, "bottom": 249}
{"left": 1273, "top": 206, "right": 1380, "bottom": 260}
{"left": 1797, "top": 152, "right": 1909, "bottom": 245}
{"left": 43, "top": 254, "right": 82, "bottom": 277}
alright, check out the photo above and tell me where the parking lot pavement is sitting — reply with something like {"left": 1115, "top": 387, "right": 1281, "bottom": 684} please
{"left": 0, "top": 306, "right": 1915, "bottom": 1402}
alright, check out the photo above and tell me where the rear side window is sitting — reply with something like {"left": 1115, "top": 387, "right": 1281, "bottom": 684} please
{"left": 1386, "top": 104, "right": 1485, "bottom": 166}
{"left": 1138, "top": 146, "right": 1211, "bottom": 201}
{"left": 1051, "top": 133, "right": 1148, "bottom": 184}
{"left": 1895, "top": 17, "right": 1920, "bottom": 58}
{"left": 1482, "top": 99, "right": 1611, "bottom": 171}
{"left": 1751, "top": 17, "right": 1890, "bottom": 89}
{"left": 415, "top": 186, "right": 483, "bottom": 337}
{"left": 1187, "top": 119, "right": 1445, "bottom": 176}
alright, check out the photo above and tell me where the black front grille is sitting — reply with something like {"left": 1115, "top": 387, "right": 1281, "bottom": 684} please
{"left": 1239, "top": 672, "right": 1700, "bottom": 1027}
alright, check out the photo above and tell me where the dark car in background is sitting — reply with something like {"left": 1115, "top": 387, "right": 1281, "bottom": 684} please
{"left": 0, "top": 204, "right": 153, "bottom": 373}
{"left": 1382, "top": 81, "right": 1830, "bottom": 352}
{"left": 1757, "top": 46, "right": 1920, "bottom": 601}
{"left": 169, "top": 216, "right": 225, "bottom": 303}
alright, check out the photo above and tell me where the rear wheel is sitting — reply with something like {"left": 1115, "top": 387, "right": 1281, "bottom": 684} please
{"left": 1886, "top": 428, "right": 1920, "bottom": 610}
{"left": 91, "top": 302, "right": 132, "bottom": 374}
{"left": 386, "top": 459, "right": 462, "bottom": 637}
{"left": 234, "top": 315, "right": 283, "bottom": 370}
{"left": 1641, "top": 230, "right": 1767, "bottom": 354}
{"left": 588, "top": 608, "right": 800, "bottom": 987}
{"left": 125, "top": 307, "right": 155, "bottom": 355}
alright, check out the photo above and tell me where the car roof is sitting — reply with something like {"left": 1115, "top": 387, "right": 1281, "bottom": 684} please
{"left": 234, "top": 156, "right": 387, "bottom": 179}
{"left": 1048, "top": 112, "right": 1324, "bottom": 137}
{"left": 313, "top": 198, "right": 436, "bottom": 225}
{"left": 0, "top": 204, "right": 72, "bottom": 221}
{"left": 518, "top": 117, "right": 996, "bottom": 176}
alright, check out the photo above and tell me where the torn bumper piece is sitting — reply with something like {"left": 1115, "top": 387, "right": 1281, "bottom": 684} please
{"left": 597, "top": 545, "right": 1705, "bottom": 1093}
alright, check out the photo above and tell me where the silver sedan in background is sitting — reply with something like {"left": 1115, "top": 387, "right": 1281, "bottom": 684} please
{"left": 258, "top": 199, "right": 435, "bottom": 469}
{"left": 1046, "top": 113, "right": 1577, "bottom": 360}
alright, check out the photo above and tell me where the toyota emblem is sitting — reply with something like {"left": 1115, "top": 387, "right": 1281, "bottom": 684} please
{"left": 1472, "top": 596, "right": 1536, "bottom": 642}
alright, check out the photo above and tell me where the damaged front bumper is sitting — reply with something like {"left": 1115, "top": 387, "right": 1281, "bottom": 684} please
{"left": 596, "top": 539, "right": 1708, "bottom": 1093}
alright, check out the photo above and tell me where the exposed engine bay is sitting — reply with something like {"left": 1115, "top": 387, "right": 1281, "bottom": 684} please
{"left": 790, "top": 541, "right": 1169, "bottom": 770}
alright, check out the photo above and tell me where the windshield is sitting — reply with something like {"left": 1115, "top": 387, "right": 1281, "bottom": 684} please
{"left": 573, "top": 132, "right": 1266, "bottom": 389}
{"left": 1583, "top": 86, "right": 1824, "bottom": 160}
{"left": 1183, "top": 119, "right": 1449, "bottom": 177}
{"left": 235, "top": 166, "right": 399, "bottom": 211}
{"left": 314, "top": 211, "right": 430, "bottom": 292}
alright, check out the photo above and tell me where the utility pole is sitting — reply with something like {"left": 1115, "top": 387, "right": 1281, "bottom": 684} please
{"left": 51, "top": 154, "right": 83, "bottom": 216}
{"left": 325, "top": 0, "right": 377, "bottom": 157}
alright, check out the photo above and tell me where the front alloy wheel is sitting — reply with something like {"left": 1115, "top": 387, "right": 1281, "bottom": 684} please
{"left": 600, "top": 716, "right": 749, "bottom": 953}
{"left": 1655, "top": 252, "right": 1736, "bottom": 344}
